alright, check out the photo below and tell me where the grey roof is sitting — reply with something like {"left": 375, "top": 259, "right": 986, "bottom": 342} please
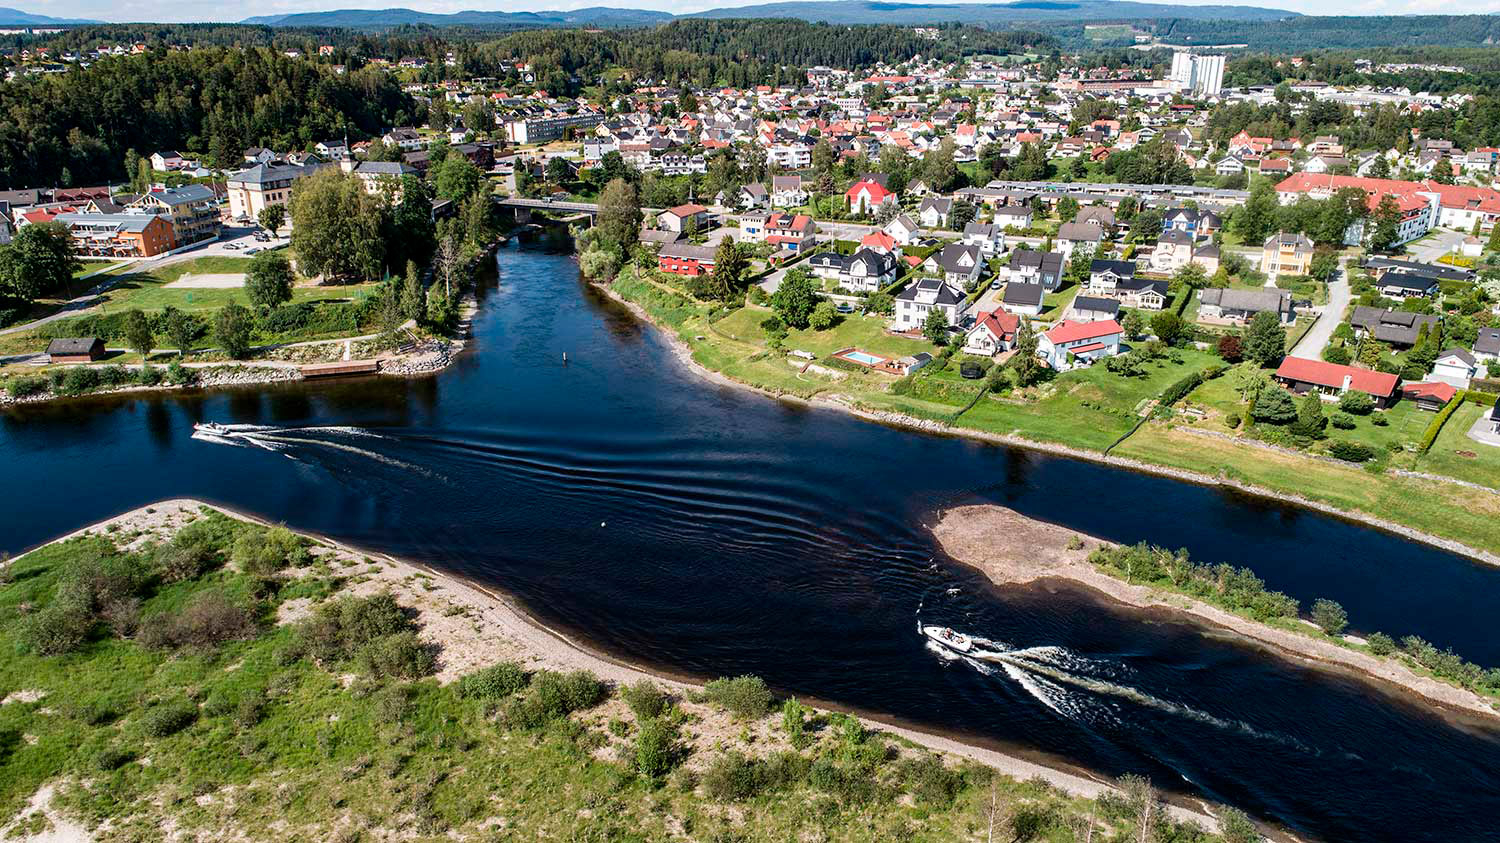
{"left": 1476, "top": 327, "right": 1500, "bottom": 356}
{"left": 1264, "top": 231, "right": 1313, "bottom": 250}
{"left": 1075, "top": 206, "right": 1115, "bottom": 227}
{"left": 1362, "top": 256, "right": 1473, "bottom": 282}
{"left": 148, "top": 184, "right": 215, "bottom": 204}
{"left": 1071, "top": 295, "right": 1120, "bottom": 315}
{"left": 896, "top": 276, "right": 964, "bottom": 305}
{"left": 46, "top": 337, "right": 102, "bottom": 355}
{"left": 1010, "top": 249, "right": 1064, "bottom": 275}
{"left": 771, "top": 175, "right": 802, "bottom": 191}
{"left": 1199, "top": 287, "right": 1292, "bottom": 315}
{"left": 963, "top": 222, "right": 998, "bottom": 238}
{"left": 1157, "top": 229, "right": 1194, "bottom": 247}
{"left": 354, "top": 161, "right": 418, "bottom": 177}
{"left": 1376, "top": 272, "right": 1439, "bottom": 294}
{"left": 1002, "top": 281, "right": 1044, "bottom": 307}
{"left": 932, "top": 243, "right": 983, "bottom": 275}
{"left": 1090, "top": 259, "right": 1136, "bottom": 279}
{"left": 659, "top": 242, "right": 717, "bottom": 261}
{"left": 1058, "top": 221, "right": 1103, "bottom": 243}
{"left": 1349, "top": 306, "right": 1438, "bottom": 346}
{"left": 919, "top": 196, "right": 953, "bottom": 214}
{"left": 1440, "top": 348, "right": 1477, "bottom": 366}
{"left": 53, "top": 212, "right": 160, "bottom": 233}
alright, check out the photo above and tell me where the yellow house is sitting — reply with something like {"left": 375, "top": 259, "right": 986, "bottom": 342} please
{"left": 1260, "top": 232, "right": 1314, "bottom": 277}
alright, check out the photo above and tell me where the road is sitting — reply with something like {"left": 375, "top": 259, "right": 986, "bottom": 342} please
{"left": 1289, "top": 258, "right": 1351, "bottom": 360}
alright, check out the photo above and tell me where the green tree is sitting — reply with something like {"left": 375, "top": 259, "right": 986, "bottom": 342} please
{"left": 213, "top": 303, "right": 254, "bottom": 359}
{"left": 1358, "top": 336, "right": 1387, "bottom": 369}
{"left": 1367, "top": 194, "right": 1403, "bottom": 252}
{"left": 1251, "top": 385, "right": 1297, "bottom": 424}
{"left": 1121, "top": 309, "right": 1145, "bottom": 339}
{"left": 163, "top": 308, "right": 197, "bottom": 356}
{"left": 1290, "top": 391, "right": 1328, "bottom": 439}
{"left": 399, "top": 261, "right": 425, "bottom": 321}
{"left": 949, "top": 199, "right": 976, "bottom": 232}
{"left": 257, "top": 204, "right": 287, "bottom": 236}
{"left": 921, "top": 138, "right": 959, "bottom": 193}
{"left": 1308, "top": 250, "right": 1340, "bottom": 283}
{"left": 1235, "top": 179, "right": 1279, "bottom": 245}
{"left": 1008, "top": 321, "right": 1045, "bottom": 386}
{"left": 0, "top": 222, "right": 80, "bottom": 304}
{"left": 596, "top": 178, "right": 642, "bottom": 258}
{"left": 1150, "top": 310, "right": 1184, "bottom": 345}
{"left": 1369, "top": 155, "right": 1391, "bottom": 179}
{"left": 1243, "top": 310, "right": 1286, "bottom": 367}
{"left": 289, "top": 167, "right": 386, "bottom": 281}
{"left": 923, "top": 307, "right": 950, "bottom": 344}
{"left": 431, "top": 156, "right": 483, "bottom": 201}
{"left": 245, "top": 250, "right": 295, "bottom": 310}
{"left": 808, "top": 299, "right": 836, "bottom": 330}
{"left": 1311, "top": 598, "right": 1348, "bottom": 636}
{"left": 1056, "top": 196, "right": 1079, "bottom": 223}
{"left": 771, "top": 268, "right": 817, "bottom": 329}
{"left": 124, "top": 148, "right": 145, "bottom": 193}
{"left": 1173, "top": 262, "right": 1208, "bottom": 290}
{"left": 705, "top": 240, "right": 750, "bottom": 301}
{"left": 1065, "top": 244, "right": 1094, "bottom": 287}
{"left": 122, "top": 309, "right": 153, "bottom": 358}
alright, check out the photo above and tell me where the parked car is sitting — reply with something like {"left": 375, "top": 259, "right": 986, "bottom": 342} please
{"left": 835, "top": 303, "right": 855, "bottom": 314}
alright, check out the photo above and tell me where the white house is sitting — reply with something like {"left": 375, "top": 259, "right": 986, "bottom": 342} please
{"left": 962, "top": 310, "right": 1020, "bottom": 357}
{"left": 770, "top": 174, "right": 808, "bottom": 208}
{"left": 1431, "top": 348, "right": 1478, "bottom": 388}
{"left": 149, "top": 151, "right": 184, "bottom": 171}
{"left": 962, "top": 222, "right": 1005, "bottom": 256}
{"left": 927, "top": 242, "right": 985, "bottom": 287}
{"left": 807, "top": 248, "right": 896, "bottom": 292}
{"left": 884, "top": 214, "right": 921, "bottom": 245}
{"left": 917, "top": 196, "right": 953, "bottom": 229}
{"left": 893, "top": 277, "right": 968, "bottom": 331}
{"left": 1037, "top": 319, "right": 1123, "bottom": 370}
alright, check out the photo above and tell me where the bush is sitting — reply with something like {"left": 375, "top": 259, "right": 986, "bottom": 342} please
{"left": 1367, "top": 631, "right": 1397, "bottom": 656}
{"left": 1329, "top": 411, "right": 1356, "bottom": 429}
{"left": 1311, "top": 598, "right": 1348, "bottom": 636}
{"left": 152, "top": 518, "right": 227, "bottom": 583}
{"left": 298, "top": 592, "right": 411, "bottom": 665}
{"left": 1338, "top": 389, "right": 1375, "bottom": 415}
{"left": 704, "top": 675, "right": 773, "bottom": 719}
{"left": 1328, "top": 440, "right": 1376, "bottom": 462}
{"left": 94, "top": 746, "right": 136, "bottom": 771}
{"left": 898, "top": 754, "right": 964, "bottom": 807}
{"left": 356, "top": 631, "right": 436, "bottom": 679}
{"left": 1225, "top": 413, "right": 1242, "bottom": 429}
{"left": 781, "top": 698, "right": 808, "bottom": 749}
{"left": 149, "top": 591, "right": 258, "bottom": 649}
{"left": 506, "top": 670, "right": 605, "bottom": 728}
{"left": 458, "top": 662, "right": 529, "bottom": 700}
{"left": 1371, "top": 414, "right": 1389, "bottom": 427}
{"left": 634, "top": 717, "right": 678, "bottom": 779}
{"left": 21, "top": 601, "right": 93, "bottom": 656}
{"left": 621, "top": 680, "right": 668, "bottom": 720}
{"left": 138, "top": 701, "right": 197, "bottom": 738}
{"left": 5, "top": 375, "right": 48, "bottom": 398}
{"left": 230, "top": 525, "right": 307, "bottom": 576}
{"left": 702, "top": 751, "right": 762, "bottom": 801}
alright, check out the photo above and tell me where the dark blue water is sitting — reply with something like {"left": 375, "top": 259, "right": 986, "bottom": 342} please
{"left": 4, "top": 242, "right": 1500, "bottom": 841}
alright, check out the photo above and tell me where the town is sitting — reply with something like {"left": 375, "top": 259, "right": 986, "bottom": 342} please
{"left": 1, "top": 13, "right": 1500, "bottom": 843}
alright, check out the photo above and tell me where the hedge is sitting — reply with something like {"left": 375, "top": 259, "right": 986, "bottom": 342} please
{"left": 1416, "top": 389, "right": 1493, "bottom": 453}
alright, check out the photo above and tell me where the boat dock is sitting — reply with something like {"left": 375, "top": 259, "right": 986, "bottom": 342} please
{"left": 300, "top": 360, "right": 380, "bottom": 378}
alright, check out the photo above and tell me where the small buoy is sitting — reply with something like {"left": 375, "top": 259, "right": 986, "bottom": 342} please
{"left": 600, "top": 521, "right": 606, "bottom": 527}
{"left": 563, "top": 352, "right": 568, "bottom": 363}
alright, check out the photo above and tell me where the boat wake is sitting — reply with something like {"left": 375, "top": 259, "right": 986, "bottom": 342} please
{"left": 926, "top": 626, "right": 1309, "bottom": 751}
{"left": 189, "top": 423, "right": 435, "bottom": 477}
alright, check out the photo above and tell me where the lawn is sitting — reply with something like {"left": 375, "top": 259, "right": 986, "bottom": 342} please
{"left": 713, "top": 305, "right": 933, "bottom": 360}
{"left": 1039, "top": 282, "right": 1081, "bottom": 321}
{"left": 1416, "top": 403, "right": 1500, "bottom": 489}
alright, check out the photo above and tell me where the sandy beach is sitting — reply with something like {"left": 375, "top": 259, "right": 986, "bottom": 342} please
{"left": 930, "top": 503, "right": 1500, "bottom": 722}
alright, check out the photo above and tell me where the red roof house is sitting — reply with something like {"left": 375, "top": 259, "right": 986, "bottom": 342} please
{"left": 1274, "top": 357, "right": 1401, "bottom": 407}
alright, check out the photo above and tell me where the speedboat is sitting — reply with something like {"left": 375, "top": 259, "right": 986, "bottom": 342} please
{"left": 193, "top": 422, "right": 231, "bottom": 436}
{"left": 921, "top": 624, "right": 973, "bottom": 653}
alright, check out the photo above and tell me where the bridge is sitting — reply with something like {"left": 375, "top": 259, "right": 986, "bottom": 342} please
{"left": 492, "top": 196, "right": 666, "bottom": 226}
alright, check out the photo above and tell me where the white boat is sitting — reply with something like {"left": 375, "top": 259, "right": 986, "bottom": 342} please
{"left": 193, "top": 422, "right": 231, "bottom": 436}
{"left": 921, "top": 624, "right": 973, "bottom": 654}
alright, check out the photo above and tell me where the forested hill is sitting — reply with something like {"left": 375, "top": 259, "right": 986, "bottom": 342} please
{"left": 686, "top": 0, "right": 1295, "bottom": 25}
{"left": 1154, "top": 15, "right": 1500, "bottom": 50}
{"left": 242, "top": 7, "right": 672, "bottom": 29}
{"left": 0, "top": 47, "right": 414, "bottom": 190}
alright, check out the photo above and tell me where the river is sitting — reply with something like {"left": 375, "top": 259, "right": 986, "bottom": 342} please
{"left": 3, "top": 241, "right": 1499, "bottom": 841}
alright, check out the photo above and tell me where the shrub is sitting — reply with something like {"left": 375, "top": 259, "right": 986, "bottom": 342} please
{"left": 1225, "top": 413, "right": 1242, "bottom": 429}
{"left": 152, "top": 520, "right": 226, "bottom": 582}
{"left": 702, "top": 751, "right": 762, "bottom": 801}
{"left": 298, "top": 593, "right": 411, "bottom": 665}
{"left": 21, "top": 601, "right": 93, "bottom": 655}
{"left": 138, "top": 701, "right": 197, "bottom": 738}
{"left": 1338, "top": 390, "right": 1375, "bottom": 415}
{"left": 5, "top": 375, "right": 48, "bottom": 398}
{"left": 174, "top": 591, "right": 257, "bottom": 647}
{"left": 356, "top": 631, "right": 436, "bottom": 679}
{"left": 1328, "top": 440, "right": 1376, "bottom": 462}
{"left": 506, "top": 670, "right": 605, "bottom": 728}
{"left": 1366, "top": 631, "right": 1397, "bottom": 656}
{"left": 898, "top": 754, "right": 964, "bottom": 807}
{"left": 231, "top": 525, "right": 307, "bottom": 576}
{"left": 621, "top": 680, "right": 668, "bottom": 720}
{"left": 781, "top": 698, "right": 808, "bottom": 749}
{"left": 1371, "top": 414, "right": 1389, "bottom": 427}
{"left": 704, "top": 675, "right": 773, "bottom": 719}
{"left": 1311, "top": 598, "right": 1348, "bottom": 636}
{"left": 235, "top": 697, "right": 266, "bottom": 729}
{"left": 165, "top": 360, "right": 197, "bottom": 386}
{"left": 1329, "top": 411, "right": 1356, "bottom": 429}
{"left": 458, "top": 662, "right": 529, "bottom": 700}
{"left": 634, "top": 717, "right": 678, "bottom": 779}
{"left": 93, "top": 747, "right": 135, "bottom": 771}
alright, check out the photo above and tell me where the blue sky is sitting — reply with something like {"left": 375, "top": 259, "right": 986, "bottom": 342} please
{"left": 15, "top": 0, "right": 1496, "bottom": 24}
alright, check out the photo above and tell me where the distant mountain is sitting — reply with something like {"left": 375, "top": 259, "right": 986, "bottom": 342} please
{"left": 241, "top": 6, "right": 672, "bottom": 28}
{"left": 0, "top": 6, "right": 100, "bottom": 25}
{"left": 686, "top": 0, "right": 1297, "bottom": 24}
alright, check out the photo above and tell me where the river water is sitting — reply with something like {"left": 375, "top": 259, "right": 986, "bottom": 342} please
{"left": 3, "top": 242, "right": 1499, "bottom": 841}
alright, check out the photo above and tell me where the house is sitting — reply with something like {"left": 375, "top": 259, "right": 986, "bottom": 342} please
{"left": 1000, "top": 281, "right": 1044, "bottom": 317}
{"left": 1273, "top": 357, "right": 1401, "bottom": 408}
{"left": 657, "top": 204, "right": 710, "bottom": 234}
{"left": 808, "top": 248, "right": 897, "bottom": 292}
{"left": 1005, "top": 249, "right": 1064, "bottom": 291}
{"left": 928, "top": 243, "right": 985, "bottom": 287}
{"left": 657, "top": 242, "right": 718, "bottom": 276}
{"left": 1162, "top": 206, "right": 1221, "bottom": 238}
{"left": 1401, "top": 381, "right": 1458, "bottom": 412}
{"left": 770, "top": 175, "right": 808, "bottom": 208}
{"left": 860, "top": 230, "right": 899, "bottom": 256}
{"left": 1215, "top": 155, "right": 1245, "bottom": 176}
{"left": 961, "top": 222, "right": 1005, "bottom": 256}
{"left": 762, "top": 213, "right": 816, "bottom": 253}
{"left": 893, "top": 276, "right": 968, "bottom": 331}
{"left": 1075, "top": 206, "right": 1115, "bottom": 232}
{"left": 342, "top": 160, "right": 419, "bottom": 196}
{"left": 992, "top": 204, "right": 1034, "bottom": 230}
{"left": 1348, "top": 307, "right": 1439, "bottom": 348}
{"left": 1431, "top": 348, "right": 1478, "bottom": 388}
{"left": 917, "top": 196, "right": 953, "bottom": 229}
{"left": 1086, "top": 259, "right": 1136, "bottom": 295}
{"left": 1066, "top": 295, "right": 1121, "bottom": 324}
{"left": 148, "top": 151, "right": 184, "bottom": 171}
{"left": 884, "top": 214, "right": 920, "bottom": 245}
{"left": 1474, "top": 327, "right": 1500, "bottom": 365}
{"left": 127, "top": 184, "right": 222, "bottom": 246}
{"left": 1362, "top": 256, "right": 1473, "bottom": 285}
{"left": 1056, "top": 221, "right": 1104, "bottom": 258}
{"left": 846, "top": 175, "right": 895, "bottom": 214}
{"left": 1149, "top": 230, "right": 1195, "bottom": 273}
{"left": 46, "top": 337, "right": 105, "bottom": 363}
{"left": 962, "top": 310, "right": 1020, "bottom": 356}
{"left": 314, "top": 140, "right": 350, "bottom": 161}
{"left": 226, "top": 161, "right": 323, "bottom": 222}
{"left": 1191, "top": 242, "right": 1221, "bottom": 275}
{"left": 1197, "top": 288, "right": 1294, "bottom": 324}
{"left": 1260, "top": 232, "right": 1314, "bottom": 278}
{"left": 1037, "top": 319, "right": 1123, "bottom": 370}
{"left": 1374, "top": 271, "right": 1439, "bottom": 300}
{"left": 734, "top": 183, "right": 768, "bottom": 210}
{"left": 52, "top": 212, "right": 176, "bottom": 257}
{"left": 381, "top": 128, "right": 424, "bottom": 151}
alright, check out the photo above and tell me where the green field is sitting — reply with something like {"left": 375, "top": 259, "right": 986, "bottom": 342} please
{"left": 1417, "top": 403, "right": 1500, "bottom": 489}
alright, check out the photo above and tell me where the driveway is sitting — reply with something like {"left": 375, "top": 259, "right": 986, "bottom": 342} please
{"left": 1406, "top": 228, "right": 1468, "bottom": 264}
{"left": 1289, "top": 259, "right": 1351, "bottom": 360}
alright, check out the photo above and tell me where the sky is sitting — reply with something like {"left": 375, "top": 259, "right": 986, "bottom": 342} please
{"left": 12, "top": 0, "right": 1500, "bottom": 25}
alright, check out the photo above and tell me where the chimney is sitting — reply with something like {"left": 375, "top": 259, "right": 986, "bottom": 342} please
{"left": 1341, "top": 375, "right": 1352, "bottom": 393}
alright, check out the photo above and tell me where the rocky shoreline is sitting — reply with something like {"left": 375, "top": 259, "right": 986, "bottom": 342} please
{"left": 594, "top": 279, "right": 1500, "bottom": 569}
{"left": 930, "top": 503, "right": 1500, "bottom": 722}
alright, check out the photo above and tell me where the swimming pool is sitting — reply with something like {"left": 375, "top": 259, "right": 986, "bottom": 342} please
{"left": 840, "top": 350, "right": 886, "bottom": 366}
